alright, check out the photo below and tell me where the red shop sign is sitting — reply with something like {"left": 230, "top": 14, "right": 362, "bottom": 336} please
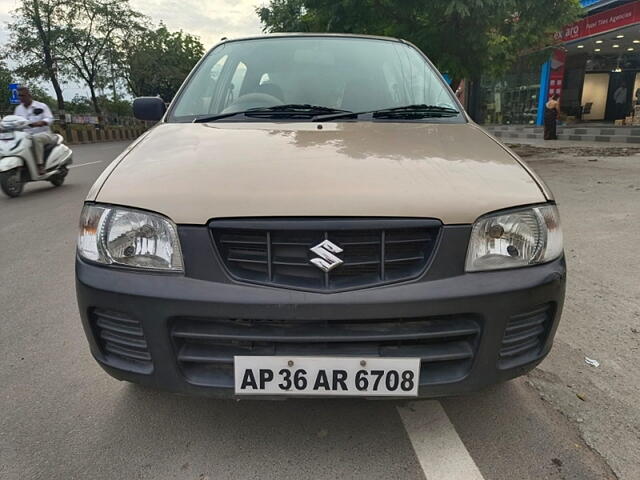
{"left": 554, "top": 1, "right": 640, "bottom": 43}
{"left": 548, "top": 49, "right": 567, "bottom": 101}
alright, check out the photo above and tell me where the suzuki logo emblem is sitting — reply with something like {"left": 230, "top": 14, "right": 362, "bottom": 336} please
{"left": 310, "top": 240, "right": 344, "bottom": 273}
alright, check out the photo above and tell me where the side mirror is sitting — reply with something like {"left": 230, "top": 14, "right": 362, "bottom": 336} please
{"left": 133, "top": 97, "right": 167, "bottom": 121}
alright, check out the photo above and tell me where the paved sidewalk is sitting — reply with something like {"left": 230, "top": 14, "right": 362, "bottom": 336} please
{"left": 498, "top": 137, "right": 636, "bottom": 149}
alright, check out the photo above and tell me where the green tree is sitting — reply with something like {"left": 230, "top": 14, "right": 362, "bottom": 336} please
{"left": 64, "top": 94, "right": 94, "bottom": 113}
{"left": 59, "top": 0, "right": 145, "bottom": 114}
{"left": 25, "top": 83, "right": 57, "bottom": 109}
{"left": 256, "top": 0, "right": 311, "bottom": 33}
{"left": 256, "top": 0, "right": 581, "bottom": 80}
{"left": 1, "top": 62, "right": 14, "bottom": 112}
{"left": 121, "top": 24, "right": 204, "bottom": 101}
{"left": 4, "top": 0, "right": 67, "bottom": 110}
{"left": 64, "top": 94, "right": 132, "bottom": 115}
{"left": 98, "top": 96, "right": 133, "bottom": 116}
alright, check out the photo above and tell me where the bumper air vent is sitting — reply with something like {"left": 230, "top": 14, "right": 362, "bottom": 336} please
{"left": 499, "top": 304, "right": 554, "bottom": 369}
{"left": 170, "top": 315, "right": 481, "bottom": 388}
{"left": 90, "top": 309, "right": 153, "bottom": 374}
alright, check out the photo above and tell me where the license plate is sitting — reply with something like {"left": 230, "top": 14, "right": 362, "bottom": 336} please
{"left": 234, "top": 356, "right": 420, "bottom": 397}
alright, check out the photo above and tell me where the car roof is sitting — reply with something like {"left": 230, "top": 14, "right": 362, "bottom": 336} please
{"left": 215, "top": 33, "right": 405, "bottom": 47}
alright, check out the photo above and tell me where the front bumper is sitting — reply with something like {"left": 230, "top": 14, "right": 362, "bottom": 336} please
{"left": 76, "top": 224, "right": 566, "bottom": 398}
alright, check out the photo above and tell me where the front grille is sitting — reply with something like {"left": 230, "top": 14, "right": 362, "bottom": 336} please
{"left": 499, "top": 304, "right": 554, "bottom": 369}
{"left": 170, "top": 316, "right": 481, "bottom": 388}
{"left": 90, "top": 309, "right": 153, "bottom": 373}
{"left": 211, "top": 218, "right": 441, "bottom": 291}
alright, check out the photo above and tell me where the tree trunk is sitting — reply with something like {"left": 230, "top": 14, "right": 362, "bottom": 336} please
{"left": 88, "top": 83, "right": 101, "bottom": 114}
{"left": 32, "top": 0, "right": 65, "bottom": 110}
{"left": 50, "top": 74, "right": 65, "bottom": 111}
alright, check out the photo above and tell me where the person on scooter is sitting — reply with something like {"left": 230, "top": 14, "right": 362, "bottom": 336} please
{"left": 14, "top": 86, "right": 57, "bottom": 175}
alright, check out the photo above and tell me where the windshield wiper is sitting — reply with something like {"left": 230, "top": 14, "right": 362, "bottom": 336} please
{"left": 372, "top": 104, "right": 460, "bottom": 119}
{"left": 313, "top": 104, "right": 460, "bottom": 122}
{"left": 193, "top": 104, "right": 352, "bottom": 123}
{"left": 250, "top": 104, "right": 351, "bottom": 114}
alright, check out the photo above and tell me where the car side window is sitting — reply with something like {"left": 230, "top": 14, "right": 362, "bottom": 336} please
{"left": 385, "top": 46, "right": 427, "bottom": 106}
{"left": 382, "top": 62, "right": 403, "bottom": 104}
{"left": 210, "top": 55, "right": 228, "bottom": 83}
{"left": 223, "top": 62, "right": 248, "bottom": 109}
{"left": 386, "top": 44, "right": 455, "bottom": 109}
{"left": 407, "top": 54, "right": 456, "bottom": 109}
{"left": 173, "top": 54, "right": 228, "bottom": 117}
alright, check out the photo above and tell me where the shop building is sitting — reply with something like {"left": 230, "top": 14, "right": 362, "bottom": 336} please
{"left": 479, "top": 0, "right": 640, "bottom": 125}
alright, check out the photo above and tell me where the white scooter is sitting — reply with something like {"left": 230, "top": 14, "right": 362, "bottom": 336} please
{"left": 0, "top": 115, "right": 73, "bottom": 197}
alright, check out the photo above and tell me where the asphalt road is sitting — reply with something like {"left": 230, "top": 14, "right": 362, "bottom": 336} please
{"left": 0, "top": 141, "right": 631, "bottom": 479}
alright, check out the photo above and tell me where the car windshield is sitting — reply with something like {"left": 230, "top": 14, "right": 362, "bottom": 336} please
{"left": 168, "top": 36, "right": 462, "bottom": 123}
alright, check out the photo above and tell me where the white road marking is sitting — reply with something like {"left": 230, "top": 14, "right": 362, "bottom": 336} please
{"left": 68, "top": 160, "right": 103, "bottom": 169}
{"left": 398, "top": 401, "right": 485, "bottom": 480}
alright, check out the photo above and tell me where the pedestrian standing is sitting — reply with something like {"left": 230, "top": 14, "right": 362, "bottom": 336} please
{"left": 544, "top": 94, "right": 561, "bottom": 140}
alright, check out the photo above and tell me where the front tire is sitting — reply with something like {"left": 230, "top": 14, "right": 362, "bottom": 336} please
{"left": 0, "top": 169, "right": 24, "bottom": 197}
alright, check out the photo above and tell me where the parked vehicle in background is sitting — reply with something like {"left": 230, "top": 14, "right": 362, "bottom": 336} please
{"left": 76, "top": 34, "right": 566, "bottom": 399}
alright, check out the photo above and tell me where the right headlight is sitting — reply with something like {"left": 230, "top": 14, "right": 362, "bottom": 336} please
{"left": 465, "top": 204, "right": 563, "bottom": 272}
{"left": 77, "top": 204, "right": 184, "bottom": 272}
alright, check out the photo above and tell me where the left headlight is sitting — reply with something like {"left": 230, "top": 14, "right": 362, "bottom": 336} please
{"left": 77, "top": 204, "right": 184, "bottom": 272}
{"left": 465, "top": 204, "right": 563, "bottom": 272}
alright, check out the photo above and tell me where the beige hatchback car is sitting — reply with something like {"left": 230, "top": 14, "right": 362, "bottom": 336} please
{"left": 76, "top": 34, "right": 565, "bottom": 398}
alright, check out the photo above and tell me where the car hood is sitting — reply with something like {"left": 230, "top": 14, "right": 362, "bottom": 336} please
{"left": 92, "top": 121, "right": 549, "bottom": 225}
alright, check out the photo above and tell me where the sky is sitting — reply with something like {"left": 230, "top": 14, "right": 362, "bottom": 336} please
{"left": 0, "top": 0, "right": 265, "bottom": 97}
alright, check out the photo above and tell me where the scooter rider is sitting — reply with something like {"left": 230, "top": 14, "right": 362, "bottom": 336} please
{"left": 14, "top": 86, "right": 57, "bottom": 175}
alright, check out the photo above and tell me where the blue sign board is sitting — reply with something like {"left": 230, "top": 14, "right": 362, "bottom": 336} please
{"left": 9, "top": 83, "right": 20, "bottom": 105}
{"left": 580, "top": 0, "right": 618, "bottom": 8}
